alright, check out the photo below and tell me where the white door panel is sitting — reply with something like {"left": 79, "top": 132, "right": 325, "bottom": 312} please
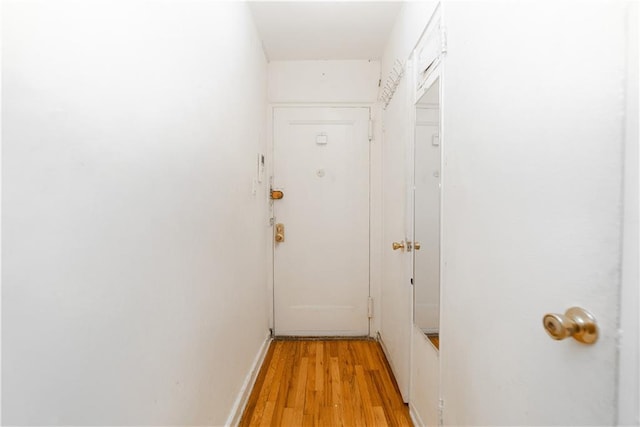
{"left": 273, "top": 107, "right": 370, "bottom": 336}
{"left": 380, "top": 82, "right": 412, "bottom": 401}
{"left": 439, "top": 3, "right": 629, "bottom": 425}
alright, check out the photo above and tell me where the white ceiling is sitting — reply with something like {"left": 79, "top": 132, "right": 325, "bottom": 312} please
{"left": 248, "top": 2, "right": 403, "bottom": 61}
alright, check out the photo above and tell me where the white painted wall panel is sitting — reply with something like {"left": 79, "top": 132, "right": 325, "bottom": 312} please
{"left": 268, "top": 60, "right": 380, "bottom": 103}
{"left": 2, "top": 1, "right": 269, "bottom": 425}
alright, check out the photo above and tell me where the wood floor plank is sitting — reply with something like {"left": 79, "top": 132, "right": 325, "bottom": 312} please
{"left": 295, "top": 357, "right": 309, "bottom": 408}
{"left": 240, "top": 342, "right": 278, "bottom": 427}
{"left": 355, "top": 364, "right": 376, "bottom": 425}
{"left": 259, "top": 401, "right": 275, "bottom": 427}
{"left": 285, "top": 342, "right": 301, "bottom": 408}
{"left": 281, "top": 407, "right": 295, "bottom": 426}
{"left": 315, "top": 342, "right": 324, "bottom": 392}
{"left": 373, "top": 406, "right": 389, "bottom": 427}
{"left": 273, "top": 342, "right": 297, "bottom": 425}
{"left": 323, "top": 343, "right": 333, "bottom": 407}
{"left": 330, "top": 357, "right": 341, "bottom": 405}
{"left": 239, "top": 339, "right": 413, "bottom": 426}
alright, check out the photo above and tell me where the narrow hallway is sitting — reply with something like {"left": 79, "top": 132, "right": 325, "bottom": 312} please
{"left": 2, "top": 1, "right": 637, "bottom": 426}
{"left": 240, "top": 340, "right": 412, "bottom": 426}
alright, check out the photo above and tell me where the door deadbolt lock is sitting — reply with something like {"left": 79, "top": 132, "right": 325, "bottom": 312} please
{"left": 406, "top": 241, "right": 421, "bottom": 252}
{"left": 543, "top": 307, "right": 598, "bottom": 344}
{"left": 275, "top": 223, "right": 285, "bottom": 243}
{"left": 270, "top": 189, "right": 284, "bottom": 200}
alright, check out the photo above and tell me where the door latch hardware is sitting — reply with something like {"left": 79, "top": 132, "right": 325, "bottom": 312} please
{"left": 275, "top": 223, "right": 285, "bottom": 243}
{"left": 270, "top": 189, "right": 284, "bottom": 200}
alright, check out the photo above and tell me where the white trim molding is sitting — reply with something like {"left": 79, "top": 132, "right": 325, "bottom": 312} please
{"left": 225, "top": 332, "right": 272, "bottom": 427}
{"left": 410, "top": 402, "right": 426, "bottom": 427}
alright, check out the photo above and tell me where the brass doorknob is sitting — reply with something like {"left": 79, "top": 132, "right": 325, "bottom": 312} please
{"left": 542, "top": 307, "right": 598, "bottom": 344}
{"left": 392, "top": 241, "right": 405, "bottom": 250}
{"left": 414, "top": 242, "right": 421, "bottom": 250}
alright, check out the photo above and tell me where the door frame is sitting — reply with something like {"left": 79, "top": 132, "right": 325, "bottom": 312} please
{"left": 266, "top": 103, "right": 381, "bottom": 337}
{"left": 407, "top": 43, "right": 445, "bottom": 422}
{"left": 618, "top": 2, "right": 639, "bottom": 424}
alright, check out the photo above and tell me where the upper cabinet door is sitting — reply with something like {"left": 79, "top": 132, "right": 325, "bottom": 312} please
{"left": 415, "top": 6, "right": 443, "bottom": 99}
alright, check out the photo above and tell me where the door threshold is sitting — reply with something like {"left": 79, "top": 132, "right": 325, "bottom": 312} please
{"left": 273, "top": 335, "right": 375, "bottom": 341}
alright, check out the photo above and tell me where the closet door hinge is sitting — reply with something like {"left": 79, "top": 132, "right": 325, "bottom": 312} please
{"left": 368, "top": 119, "right": 374, "bottom": 141}
{"left": 367, "top": 297, "right": 374, "bottom": 318}
{"left": 438, "top": 398, "right": 445, "bottom": 426}
{"left": 440, "top": 26, "right": 448, "bottom": 54}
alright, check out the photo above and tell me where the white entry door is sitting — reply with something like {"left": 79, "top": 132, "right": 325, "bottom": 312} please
{"left": 273, "top": 107, "right": 370, "bottom": 336}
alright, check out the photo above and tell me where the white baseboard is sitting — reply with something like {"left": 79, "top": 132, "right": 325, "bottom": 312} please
{"left": 376, "top": 331, "right": 397, "bottom": 379}
{"left": 410, "top": 402, "right": 426, "bottom": 427}
{"left": 376, "top": 331, "right": 394, "bottom": 375}
{"left": 225, "top": 331, "right": 272, "bottom": 427}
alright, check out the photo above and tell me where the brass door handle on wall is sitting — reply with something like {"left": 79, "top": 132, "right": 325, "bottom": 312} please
{"left": 542, "top": 307, "right": 598, "bottom": 344}
{"left": 275, "top": 223, "right": 285, "bottom": 243}
{"left": 392, "top": 241, "right": 405, "bottom": 251}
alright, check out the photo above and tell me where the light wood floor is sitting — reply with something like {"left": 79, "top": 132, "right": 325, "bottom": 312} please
{"left": 239, "top": 339, "right": 413, "bottom": 426}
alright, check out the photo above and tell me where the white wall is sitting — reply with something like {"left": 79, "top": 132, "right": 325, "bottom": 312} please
{"left": 2, "top": 1, "right": 269, "bottom": 425}
{"left": 268, "top": 60, "right": 380, "bottom": 103}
